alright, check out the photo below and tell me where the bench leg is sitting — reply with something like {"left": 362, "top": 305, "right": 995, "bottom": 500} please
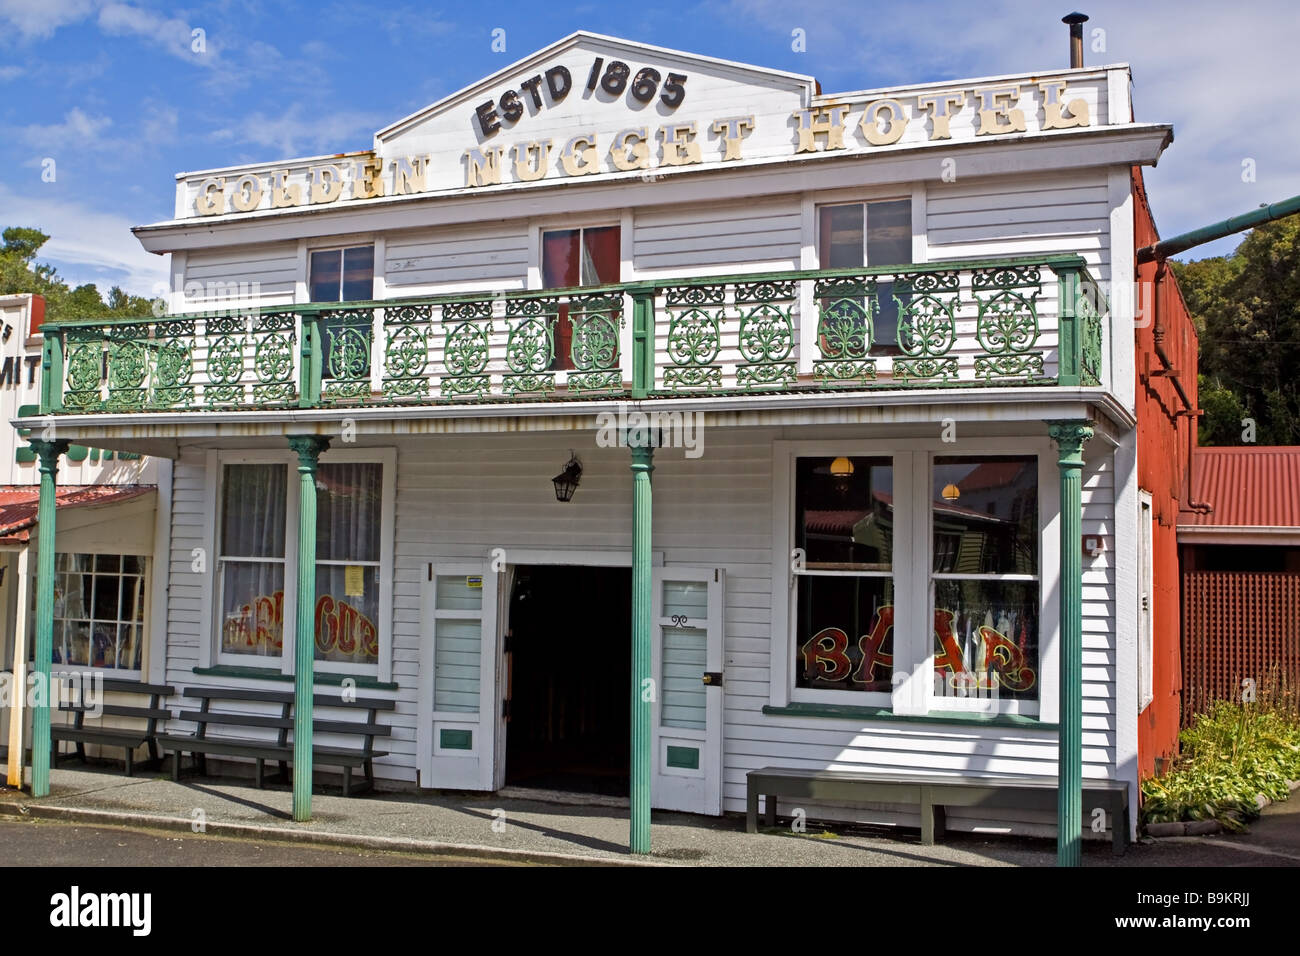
{"left": 171, "top": 752, "right": 182, "bottom": 782}
{"left": 148, "top": 739, "right": 159, "bottom": 763}
{"left": 343, "top": 766, "right": 352, "bottom": 798}
{"left": 197, "top": 753, "right": 207, "bottom": 775}
{"left": 765, "top": 794, "right": 776, "bottom": 829}
{"left": 747, "top": 787, "right": 758, "bottom": 834}
{"left": 76, "top": 742, "right": 86, "bottom": 763}
{"left": 364, "top": 758, "right": 375, "bottom": 788}
{"left": 1113, "top": 800, "right": 1128, "bottom": 856}
{"left": 255, "top": 759, "right": 265, "bottom": 790}
{"left": 278, "top": 761, "right": 290, "bottom": 784}
{"left": 921, "top": 792, "right": 946, "bottom": 846}
{"left": 125, "top": 748, "right": 134, "bottom": 777}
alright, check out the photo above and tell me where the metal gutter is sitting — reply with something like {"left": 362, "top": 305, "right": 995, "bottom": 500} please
{"left": 1137, "top": 194, "right": 1300, "bottom": 264}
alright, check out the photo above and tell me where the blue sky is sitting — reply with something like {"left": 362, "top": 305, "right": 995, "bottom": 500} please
{"left": 2, "top": 0, "right": 1296, "bottom": 296}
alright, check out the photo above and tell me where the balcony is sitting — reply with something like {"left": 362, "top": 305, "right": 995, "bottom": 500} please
{"left": 35, "top": 254, "right": 1104, "bottom": 416}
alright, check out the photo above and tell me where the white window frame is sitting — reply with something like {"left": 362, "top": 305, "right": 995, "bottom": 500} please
{"left": 771, "top": 437, "right": 1059, "bottom": 721}
{"left": 201, "top": 446, "right": 396, "bottom": 682}
{"left": 305, "top": 240, "right": 377, "bottom": 304}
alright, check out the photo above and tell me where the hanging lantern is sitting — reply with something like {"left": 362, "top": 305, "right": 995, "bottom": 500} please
{"left": 830, "top": 456, "right": 855, "bottom": 478}
{"left": 942, "top": 483, "right": 961, "bottom": 501}
{"left": 552, "top": 452, "right": 583, "bottom": 502}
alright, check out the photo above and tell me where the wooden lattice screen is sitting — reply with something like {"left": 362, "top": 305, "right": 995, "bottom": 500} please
{"left": 1181, "top": 571, "right": 1300, "bottom": 726}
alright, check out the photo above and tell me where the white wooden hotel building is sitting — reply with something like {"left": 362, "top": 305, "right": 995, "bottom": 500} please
{"left": 23, "top": 32, "right": 1173, "bottom": 846}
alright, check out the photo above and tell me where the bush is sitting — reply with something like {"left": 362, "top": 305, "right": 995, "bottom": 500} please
{"left": 1141, "top": 702, "right": 1300, "bottom": 832}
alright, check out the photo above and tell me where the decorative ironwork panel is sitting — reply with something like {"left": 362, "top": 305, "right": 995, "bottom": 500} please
{"left": 441, "top": 300, "right": 493, "bottom": 399}
{"left": 1079, "top": 286, "right": 1103, "bottom": 387}
{"left": 250, "top": 311, "right": 297, "bottom": 405}
{"left": 567, "top": 292, "right": 623, "bottom": 394}
{"left": 503, "top": 297, "right": 556, "bottom": 396}
{"left": 734, "top": 280, "right": 796, "bottom": 390}
{"left": 892, "top": 271, "right": 961, "bottom": 383}
{"left": 64, "top": 327, "right": 106, "bottom": 410}
{"left": 203, "top": 314, "right": 247, "bottom": 406}
{"left": 663, "top": 284, "right": 724, "bottom": 392}
{"left": 812, "top": 276, "right": 876, "bottom": 387}
{"left": 972, "top": 265, "right": 1045, "bottom": 381}
{"left": 103, "top": 323, "right": 150, "bottom": 409}
{"left": 381, "top": 303, "right": 432, "bottom": 401}
{"left": 150, "top": 318, "right": 195, "bottom": 408}
{"left": 320, "top": 308, "right": 373, "bottom": 402}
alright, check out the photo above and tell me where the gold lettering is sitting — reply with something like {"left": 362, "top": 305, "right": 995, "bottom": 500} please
{"left": 229, "top": 173, "right": 262, "bottom": 213}
{"left": 309, "top": 164, "right": 344, "bottom": 204}
{"left": 196, "top": 177, "right": 225, "bottom": 216}
{"left": 1039, "top": 81, "right": 1090, "bottom": 130}
{"left": 392, "top": 154, "right": 431, "bottom": 195}
{"left": 792, "top": 105, "right": 850, "bottom": 152}
{"left": 976, "top": 86, "right": 1026, "bottom": 136}
{"left": 353, "top": 155, "right": 385, "bottom": 199}
{"left": 609, "top": 128, "right": 649, "bottom": 171}
{"left": 860, "top": 99, "right": 909, "bottom": 146}
{"left": 512, "top": 140, "right": 552, "bottom": 181}
{"left": 559, "top": 133, "right": 600, "bottom": 176}
{"left": 711, "top": 115, "right": 754, "bottom": 161}
{"left": 464, "top": 146, "right": 504, "bottom": 187}
{"left": 915, "top": 91, "right": 966, "bottom": 140}
{"left": 271, "top": 169, "right": 301, "bottom": 208}
{"left": 659, "top": 123, "right": 701, "bottom": 167}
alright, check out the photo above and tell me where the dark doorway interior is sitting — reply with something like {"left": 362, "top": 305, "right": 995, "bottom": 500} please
{"left": 504, "top": 565, "right": 631, "bottom": 795}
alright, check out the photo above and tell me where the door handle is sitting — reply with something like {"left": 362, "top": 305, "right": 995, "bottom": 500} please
{"left": 702, "top": 672, "right": 723, "bottom": 687}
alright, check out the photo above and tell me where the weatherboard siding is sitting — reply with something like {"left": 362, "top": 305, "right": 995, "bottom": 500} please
{"left": 158, "top": 426, "right": 1120, "bottom": 828}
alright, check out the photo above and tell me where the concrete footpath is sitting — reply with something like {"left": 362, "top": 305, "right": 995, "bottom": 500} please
{"left": 2, "top": 765, "right": 1298, "bottom": 866}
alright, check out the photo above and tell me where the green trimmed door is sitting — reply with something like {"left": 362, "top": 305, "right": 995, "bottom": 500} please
{"left": 417, "top": 562, "right": 499, "bottom": 791}
{"left": 651, "top": 567, "right": 725, "bottom": 815}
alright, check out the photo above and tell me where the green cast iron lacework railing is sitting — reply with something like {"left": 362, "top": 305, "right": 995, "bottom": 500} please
{"left": 36, "top": 254, "right": 1106, "bottom": 415}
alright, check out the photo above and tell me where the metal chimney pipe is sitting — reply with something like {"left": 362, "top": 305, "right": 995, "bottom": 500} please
{"left": 1063, "top": 12, "right": 1088, "bottom": 68}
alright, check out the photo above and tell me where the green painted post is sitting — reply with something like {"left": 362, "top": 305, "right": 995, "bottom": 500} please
{"left": 299, "top": 315, "right": 322, "bottom": 408}
{"left": 288, "top": 434, "right": 330, "bottom": 822}
{"left": 1048, "top": 419, "right": 1093, "bottom": 866}
{"left": 40, "top": 333, "right": 64, "bottom": 414}
{"left": 629, "top": 285, "right": 655, "bottom": 400}
{"left": 29, "top": 438, "right": 68, "bottom": 798}
{"left": 1057, "top": 268, "right": 1081, "bottom": 387}
{"left": 627, "top": 433, "right": 655, "bottom": 854}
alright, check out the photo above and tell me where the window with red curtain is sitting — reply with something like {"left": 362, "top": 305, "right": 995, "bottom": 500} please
{"left": 542, "top": 225, "right": 619, "bottom": 370}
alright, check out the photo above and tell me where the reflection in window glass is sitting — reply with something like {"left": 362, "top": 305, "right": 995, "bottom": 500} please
{"left": 793, "top": 456, "right": 894, "bottom": 694}
{"left": 49, "top": 552, "right": 146, "bottom": 671}
{"left": 931, "top": 456, "right": 1039, "bottom": 702}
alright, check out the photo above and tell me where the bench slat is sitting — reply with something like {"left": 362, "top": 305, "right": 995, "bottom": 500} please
{"left": 58, "top": 704, "right": 171, "bottom": 720}
{"left": 183, "top": 687, "right": 295, "bottom": 703}
{"left": 175, "top": 710, "right": 292, "bottom": 730}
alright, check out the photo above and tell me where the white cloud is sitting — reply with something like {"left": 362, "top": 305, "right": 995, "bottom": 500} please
{"left": 140, "top": 103, "right": 179, "bottom": 145}
{"left": 0, "top": 0, "right": 99, "bottom": 40}
{"left": 0, "top": 183, "right": 168, "bottom": 295}
{"left": 0, "top": 65, "right": 22, "bottom": 80}
{"left": 18, "top": 107, "right": 114, "bottom": 152}
{"left": 209, "top": 104, "right": 385, "bottom": 157}
{"left": 96, "top": 2, "right": 216, "bottom": 65}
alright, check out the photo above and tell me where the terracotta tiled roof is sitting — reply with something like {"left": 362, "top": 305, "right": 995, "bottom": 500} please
{"left": 0, "top": 484, "right": 155, "bottom": 544}
{"left": 1183, "top": 447, "right": 1300, "bottom": 528}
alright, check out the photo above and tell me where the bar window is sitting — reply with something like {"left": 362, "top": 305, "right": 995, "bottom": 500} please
{"left": 931, "top": 456, "right": 1040, "bottom": 703}
{"left": 217, "top": 463, "right": 288, "bottom": 659}
{"left": 541, "top": 225, "right": 619, "bottom": 370}
{"left": 817, "top": 199, "right": 912, "bottom": 353}
{"left": 793, "top": 456, "right": 895, "bottom": 694}
{"left": 314, "top": 461, "right": 382, "bottom": 666}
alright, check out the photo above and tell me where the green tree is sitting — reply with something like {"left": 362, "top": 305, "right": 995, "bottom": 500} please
{"left": 0, "top": 225, "right": 154, "bottom": 323}
{"left": 1172, "top": 218, "right": 1300, "bottom": 446}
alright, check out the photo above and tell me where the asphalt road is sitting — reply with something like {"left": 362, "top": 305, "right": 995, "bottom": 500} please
{"left": 0, "top": 818, "right": 523, "bottom": 866}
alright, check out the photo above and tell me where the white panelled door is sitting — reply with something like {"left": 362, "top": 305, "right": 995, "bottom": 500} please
{"left": 651, "top": 567, "right": 725, "bottom": 815}
{"left": 417, "top": 563, "right": 499, "bottom": 791}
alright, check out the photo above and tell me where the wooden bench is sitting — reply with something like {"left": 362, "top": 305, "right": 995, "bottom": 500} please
{"left": 52, "top": 678, "right": 175, "bottom": 776}
{"left": 745, "top": 766, "right": 1130, "bottom": 854}
{"left": 156, "top": 687, "right": 395, "bottom": 796}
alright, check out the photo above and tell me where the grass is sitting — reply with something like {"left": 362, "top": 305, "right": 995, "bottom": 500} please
{"left": 1142, "top": 679, "right": 1300, "bottom": 832}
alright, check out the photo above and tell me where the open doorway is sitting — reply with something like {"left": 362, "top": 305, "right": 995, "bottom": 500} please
{"left": 504, "top": 565, "right": 630, "bottom": 795}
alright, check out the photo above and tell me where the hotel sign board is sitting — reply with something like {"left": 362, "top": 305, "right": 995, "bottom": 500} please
{"left": 178, "top": 34, "right": 1112, "bottom": 221}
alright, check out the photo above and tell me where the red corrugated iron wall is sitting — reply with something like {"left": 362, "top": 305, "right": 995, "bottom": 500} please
{"left": 1181, "top": 570, "right": 1300, "bottom": 725}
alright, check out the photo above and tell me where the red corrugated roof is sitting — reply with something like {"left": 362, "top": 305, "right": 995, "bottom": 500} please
{"left": 1184, "top": 447, "right": 1300, "bottom": 527}
{"left": 0, "top": 484, "right": 155, "bottom": 544}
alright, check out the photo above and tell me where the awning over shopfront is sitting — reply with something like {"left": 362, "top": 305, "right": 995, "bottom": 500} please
{"left": 0, "top": 485, "right": 155, "bottom": 546}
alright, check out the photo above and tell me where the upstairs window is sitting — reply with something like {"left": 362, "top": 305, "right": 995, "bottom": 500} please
{"left": 817, "top": 199, "right": 912, "bottom": 353}
{"left": 541, "top": 226, "right": 619, "bottom": 370}
{"left": 309, "top": 245, "right": 375, "bottom": 387}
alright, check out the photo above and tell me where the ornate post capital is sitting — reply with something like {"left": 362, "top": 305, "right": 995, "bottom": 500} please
{"left": 1047, "top": 419, "right": 1094, "bottom": 464}
{"left": 28, "top": 438, "right": 69, "bottom": 475}
{"left": 287, "top": 434, "right": 331, "bottom": 472}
